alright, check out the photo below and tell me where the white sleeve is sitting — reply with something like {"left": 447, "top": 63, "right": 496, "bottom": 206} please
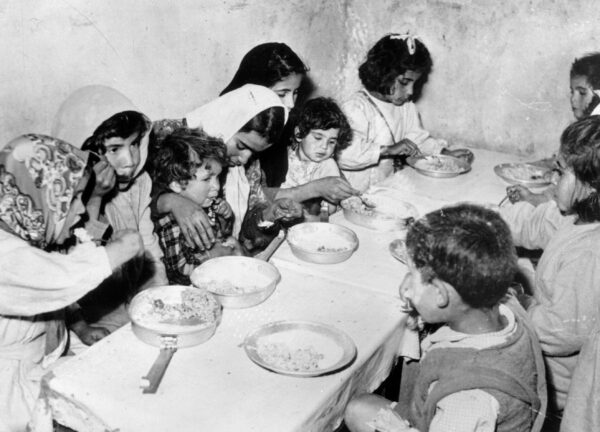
{"left": 429, "top": 390, "right": 500, "bottom": 432}
{"left": 0, "top": 232, "right": 112, "bottom": 316}
{"left": 337, "top": 98, "right": 382, "bottom": 170}
{"left": 402, "top": 103, "right": 446, "bottom": 155}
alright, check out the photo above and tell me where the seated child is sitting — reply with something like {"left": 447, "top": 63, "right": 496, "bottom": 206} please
{"left": 150, "top": 127, "right": 245, "bottom": 285}
{"left": 508, "top": 52, "right": 600, "bottom": 206}
{"left": 499, "top": 116, "right": 600, "bottom": 420}
{"left": 278, "top": 97, "right": 354, "bottom": 219}
{"left": 344, "top": 204, "right": 547, "bottom": 432}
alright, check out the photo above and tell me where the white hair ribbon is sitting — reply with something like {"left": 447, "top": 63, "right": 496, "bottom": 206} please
{"left": 390, "top": 33, "right": 419, "bottom": 55}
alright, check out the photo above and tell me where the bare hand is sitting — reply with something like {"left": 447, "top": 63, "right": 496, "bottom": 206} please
{"left": 169, "top": 195, "right": 215, "bottom": 250}
{"left": 262, "top": 198, "right": 303, "bottom": 224}
{"left": 313, "top": 177, "right": 360, "bottom": 203}
{"left": 442, "top": 148, "right": 474, "bottom": 164}
{"left": 91, "top": 159, "right": 117, "bottom": 198}
{"left": 507, "top": 185, "right": 533, "bottom": 203}
{"left": 72, "top": 322, "right": 110, "bottom": 346}
{"left": 213, "top": 198, "right": 233, "bottom": 219}
{"left": 385, "top": 139, "right": 421, "bottom": 157}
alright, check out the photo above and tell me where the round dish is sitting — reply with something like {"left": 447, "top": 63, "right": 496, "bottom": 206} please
{"left": 407, "top": 155, "right": 471, "bottom": 178}
{"left": 286, "top": 222, "right": 358, "bottom": 264}
{"left": 128, "top": 285, "right": 221, "bottom": 348}
{"left": 244, "top": 320, "right": 357, "bottom": 377}
{"left": 494, "top": 163, "right": 552, "bottom": 187}
{"left": 190, "top": 256, "right": 281, "bottom": 308}
{"left": 341, "top": 194, "right": 418, "bottom": 232}
{"left": 389, "top": 239, "right": 408, "bottom": 264}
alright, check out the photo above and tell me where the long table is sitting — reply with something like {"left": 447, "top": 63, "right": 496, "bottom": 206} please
{"left": 42, "top": 148, "right": 532, "bottom": 431}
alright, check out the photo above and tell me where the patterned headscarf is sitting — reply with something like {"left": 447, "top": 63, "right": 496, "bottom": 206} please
{"left": 0, "top": 134, "right": 89, "bottom": 249}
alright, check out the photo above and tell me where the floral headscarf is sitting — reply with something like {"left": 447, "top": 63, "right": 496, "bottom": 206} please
{"left": 0, "top": 134, "right": 89, "bottom": 249}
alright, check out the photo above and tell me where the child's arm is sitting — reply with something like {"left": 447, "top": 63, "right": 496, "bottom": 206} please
{"left": 276, "top": 176, "right": 359, "bottom": 204}
{"left": 337, "top": 98, "right": 382, "bottom": 170}
{"left": 66, "top": 304, "right": 109, "bottom": 346}
{"left": 402, "top": 103, "right": 447, "bottom": 155}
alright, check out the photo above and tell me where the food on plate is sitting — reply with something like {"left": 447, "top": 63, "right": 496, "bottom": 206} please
{"left": 257, "top": 343, "right": 325, "bottom": 372}
{"left": 414, "top": 155, "right": 462, "bottom": 173}
{"left": 132, "top": 288, "right": 220, "bottom": 327}
{"left": 203, "top": 279, "right": 260, "bottom": 296}
{"left": 502, "top": 164, "right": 549, "bottom": 181}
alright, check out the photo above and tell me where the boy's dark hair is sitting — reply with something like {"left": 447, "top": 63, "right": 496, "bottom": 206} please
{"left": 82, "top": 111, "right": 150, "bottom": 155}
{"left": 151, "top": 127, "right": 227, "bottom": 189}
{"left": 293, "top": 97, "right": 353, "bottom": 152}
{"left": 359, "top": 34, "right": 433, "bottom": 102}
{"left": 571, "top": 52, "right": 600, "bottom": 90}
{"left": 220, "top": 42, "right": 309, "bottom": 95}
{"left": 405, "top": 204, "right": 517, "bottom": 309}
{"left": 239, "top": 106, "right": 286, "bottom": 146}
{"left": 560, "top": 116, "right": 600, "bottom": 222}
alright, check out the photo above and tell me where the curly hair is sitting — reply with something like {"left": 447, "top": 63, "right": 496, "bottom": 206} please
{"left": 82, "top": 111, "right": 151, "bottom": 155}
{"left": 359, "top": 34, "right": 433, "bottom": 101}
{"left": 221, "top": 42, "right": 309, "bottom": 95}
{"left": 151, "top": 127, "right": 227, "bottom": 189}
{"left": 293, "top": 97, "right": 353, "bottom": 152}
{"left": 571, "top": 52, "right": 600, "bottom": 90}
{"left": 239, "top": 106, "right": 286, "bottom": 146}
{"left": 559, "top": 116, "right": 600, "bottom": 222}
{"left": 405, "top": 204, "right": 517, "bottom": 309}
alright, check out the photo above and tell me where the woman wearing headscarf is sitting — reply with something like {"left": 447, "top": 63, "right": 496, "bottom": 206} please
{"left": 0, "top": 134, "right": 142, "bottom": 432}
{"left": 153, "top": 84, "right": 303, "bottom": 253}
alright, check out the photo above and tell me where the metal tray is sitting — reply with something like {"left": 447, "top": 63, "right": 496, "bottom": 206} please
{"left": 494, "top": 163, "right": 552, "bottom": 187}
{"left": 407, "top": 155, "right": 471, "bottom": 178}
{"left": 244, "top": 320, "right": 357, "bottom": 377}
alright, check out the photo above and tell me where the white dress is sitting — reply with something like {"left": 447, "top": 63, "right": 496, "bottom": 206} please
{"left": 0, "top": 230, "right": 112, "bottom": 432}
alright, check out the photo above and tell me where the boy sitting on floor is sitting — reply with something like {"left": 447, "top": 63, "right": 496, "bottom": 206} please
{"left": 344, "top": 204, "right": 547, "bottom": 432}
{"left": 150, "top": 127, "right": 245, "bottom": 285}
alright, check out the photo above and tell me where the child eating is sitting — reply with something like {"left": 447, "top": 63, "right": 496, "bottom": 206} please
{"left": 344, "top": 204, "right": 546, "bottom": 432}
{"left": 277, "top": 97, "right": 355, "bottom": 219}
{"left": 151, "top": 127, "right": 244, "bottom": 285}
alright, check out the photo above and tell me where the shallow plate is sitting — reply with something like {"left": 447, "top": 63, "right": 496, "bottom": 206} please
{"left": 244, "top": 320, "right": 357, "bottom": 377}
{"left": 341, "top": 194, "right": 418, "bottom": 232}
{"left": 407, "top": 155, "right": 471, "bottom": 178}
{"left": 286, "top": 222, "right": 359, "bottom": 264}
{"left": 389, "top": 239, "right": 408, "bottom": 264}
{"left": 494, "top": 163, "right": 552, "bottom": 187}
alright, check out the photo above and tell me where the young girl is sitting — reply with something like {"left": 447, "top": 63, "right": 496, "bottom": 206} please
{"left": 0, "top": 134, "right": 142, "bottom": 432}
{"left": 338, "top": 34, "right": 472, "bottom": 192}
{"left": 508, "top": 52, "right": 600, "bottom": 206}
{"left": 278, "top": 97, "right": 354, "bottom": 219}
{"left": 151, "top": 128, "right": 244, "bottom": 285}
{"left": 153, "top": 84, "right": 303, "bottom": 253}
{"left": 499, "top": 116, "right": 600, "bottom": 424}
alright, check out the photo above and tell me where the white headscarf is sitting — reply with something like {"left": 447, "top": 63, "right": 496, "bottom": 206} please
{"left": 185, "top": 84, "right": 287, "bottom": 237}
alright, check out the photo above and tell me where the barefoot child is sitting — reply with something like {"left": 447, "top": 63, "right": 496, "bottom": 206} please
{"left": 344, "top": 204, "right": 546, "bottom": 432}
{"left": 338, "top": 34, "right": 472, "bottom": 192}
{"left": 277, "top": 97, "right": 356, "bottom": 219}
{"left": 151, "top": 127, "right": 244, "bottom": 285}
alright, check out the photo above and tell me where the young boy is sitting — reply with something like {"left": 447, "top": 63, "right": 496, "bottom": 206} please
{"left": 344, "top": 204, "right": 547, "bottom": 432}
{"left": 278, "top": 97, "right": 355, "bottom": 219}
{"left": 74, "top": 111, "right": 168, "bottom": 337}
{"left": 151, "top": 127, "right": 245, "bottom": 285}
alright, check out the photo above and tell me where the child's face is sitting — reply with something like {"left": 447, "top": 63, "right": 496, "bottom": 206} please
{"left": 103, "top": 132, "right": 141, "bottom": 190}
{"left": 225, "top": 131, "right": 271, "bottom": 167}
{"left": 554, "top": 153, "right": 591, "bottom": 213}
{"left": 570, "top": 75, "right": 595, "bottom": 120}
{"left": 384, "top": 70, "right": 422, "bottom": 106}
{"left": 399, "top": 260, "right": 444, "bottom": 324}
{"left": 298, "top": 128, "right": 339, "bottom": 163}
{"left": 271, "top": 73, "right": 303, "bottom": 110}
{"left": 178, "top": 156, "right": 223, "bottom": 208}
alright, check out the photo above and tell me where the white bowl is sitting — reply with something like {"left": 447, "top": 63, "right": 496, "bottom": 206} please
{"left": 286, "top": 222, "right": 358, "bottom": 264}
{"left": 190, "top": 256, "right": 281, "bottom": 308}
{"left": 341, "top": 194, "right": 418, "bottom": 232}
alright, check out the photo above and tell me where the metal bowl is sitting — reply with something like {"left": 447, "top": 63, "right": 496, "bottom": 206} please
{"left": 190, "top": 256, "right": 281, "bottom": 308}
{"left": 494, "top": 163, "right": 552, "bottom": 187}
{"left": 128, "top": 285, "right": 221, "bottom": 348}
{"left": 286, "top": 222, "right": 358, "bottom": 264}
{"left": 407, "top": 154, "right": 471, "bottom": 178}
{"left": 341, "top": 194, "right": 418, "bottom": 232}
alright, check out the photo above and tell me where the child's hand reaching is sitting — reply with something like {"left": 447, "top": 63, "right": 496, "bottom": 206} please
{"left": 262, "top": 198, "right": 303, "bottom": 225}
{"left": 71, "top": 320, "right": 110, "bottom": 346}
{"left": 313, "top": 177, "right": 360, "bottom": 203}
{"left": 90, "top": 158, "right": 117, "bottom": 198}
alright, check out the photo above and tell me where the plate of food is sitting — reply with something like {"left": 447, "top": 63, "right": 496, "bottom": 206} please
{"left": 244, "top": 320, "right": 357, "bottom": 377}
{"left": 341, "top": 194, "right": 418, "bottom": 231}
{"left": 494, "top": 163, "right": 553, "bottom": 187}
{"left": 407, "top": 154, "right": 471, "bottom": 178}
{"left": 286, "top": 222, "right": 359, "bottom": 264}
{"left": 191, "top": 256, "right": 281, "bottom": 308}
{"left": 389, "top": 239, "right": 408, "bottom": 264}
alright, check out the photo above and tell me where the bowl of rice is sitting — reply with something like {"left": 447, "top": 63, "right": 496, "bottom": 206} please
{"left": 128, "top": 285, "right": 221, "bottom": 347}
{"left": 190, "top": 256, "right": 281, "bottom": 308}
{"left": 286, "top": 222, "right": 359, "bottom": 264}
{"left": 341, "top": 194, "right": 418, "bottom": 232}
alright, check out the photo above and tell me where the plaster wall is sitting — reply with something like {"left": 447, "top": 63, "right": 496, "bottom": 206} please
{"left": 1, "top": 0, "right": 599, "bottom": 157}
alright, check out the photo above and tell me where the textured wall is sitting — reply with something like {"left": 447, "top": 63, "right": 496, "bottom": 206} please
{"left": 1, "top": 0, "right": 599, "bottom": 157}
